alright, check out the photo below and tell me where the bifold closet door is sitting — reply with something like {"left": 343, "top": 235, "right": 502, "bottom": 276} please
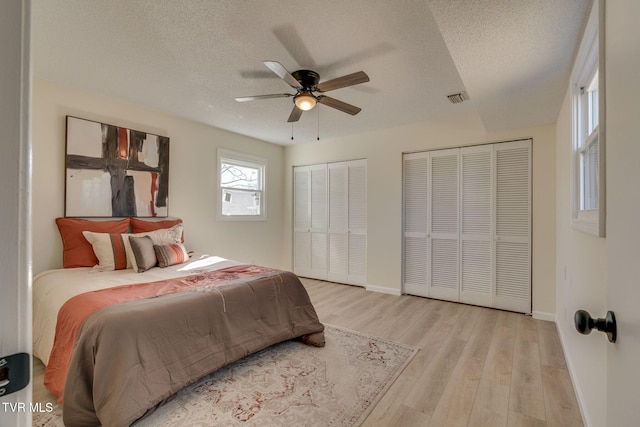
{"left": 293, "top": 164, "right": 327, "bottom": 280}
{"left": 328, "top": 162, "right": 348, "bottom": 283}
{"left": 493, "top": 140, "right": 531, "bottom": 313}
{"left": 327, "top": 160, "right": 367, "bottom": 286}
{"left": 347, "top": 160, "right": 367, "bottom": 285}
{"left": 403, "top": 149, "right": 462, "bottom": 301}
{"left": 403, "top": 152, "right": 430, "bottom": 297}
{"left": 402, "top": 139, "right": 531, "bottom": 313}
{"left": 459, "top": 145, "right": 493, "bottom": 307}
{"left": 428, "top": 149, "right": 460, "bottom": 301}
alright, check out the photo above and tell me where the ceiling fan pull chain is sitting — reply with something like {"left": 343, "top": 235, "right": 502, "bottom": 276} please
{"left": 291, "top": 122, "right": 294, "bottom": 141}
{"left": 317, "top": 107, "right": 320, "bottom": 141}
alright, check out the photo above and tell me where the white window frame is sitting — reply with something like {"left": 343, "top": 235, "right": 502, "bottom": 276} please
{"left": 570, "top": 0, "right": 605, "bottom": 237}
{"left": 217, "top": 148, "right": 267, "bottom": 221}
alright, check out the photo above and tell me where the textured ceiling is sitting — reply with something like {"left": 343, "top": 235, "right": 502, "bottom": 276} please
{"left": 32, "top": 0, "right": 591, "bottom": 145}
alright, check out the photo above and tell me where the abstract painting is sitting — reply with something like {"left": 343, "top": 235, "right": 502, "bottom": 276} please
{"left": 65, "top": 116, "right": 170, "bottom": 217}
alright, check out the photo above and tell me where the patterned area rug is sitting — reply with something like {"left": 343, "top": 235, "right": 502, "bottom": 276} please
{"left": 33, "top": 325, "right": 417, "bottom": 427}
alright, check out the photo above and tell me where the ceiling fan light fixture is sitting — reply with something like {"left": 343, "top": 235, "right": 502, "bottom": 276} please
{"left": 294, "top": 91, "right": 317, "bottom": 111}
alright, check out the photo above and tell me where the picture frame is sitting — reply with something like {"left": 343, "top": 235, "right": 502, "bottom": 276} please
{"left": 65, "top": 116, "right": 170, "bottom": 217}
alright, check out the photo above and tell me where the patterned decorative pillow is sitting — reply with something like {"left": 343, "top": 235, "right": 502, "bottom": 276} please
{"left": 128, "top": 235, "right": 157, "bottom": 273}
{"left": 82, "top": 224, "right": 184, "bottom": 271}
{"left": 56, "top": 217, "right": 130, "bottom": 268}
{"left": 130, "top": 218, "right": 184, "bottom": 242}
{"left": 154, "top": 243, "right": 189, "bottom": 268}
{"left": 143, "top": 223, "right": 184, "bottom": 246}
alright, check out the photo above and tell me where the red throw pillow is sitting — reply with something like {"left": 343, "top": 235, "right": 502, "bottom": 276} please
{"left": 56, "top": 218, "right": 130, "bottom": 268}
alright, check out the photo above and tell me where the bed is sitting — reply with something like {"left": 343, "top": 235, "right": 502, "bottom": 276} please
{"left": 34, "top": 219, "right": 325, "bottom": 427}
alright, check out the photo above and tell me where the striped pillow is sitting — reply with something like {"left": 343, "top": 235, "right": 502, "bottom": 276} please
{"left": 154, "top": 243, "right": 189, "bottom": 268}
{"left": 82, "top": 231, "right": 130, "bottom": 271}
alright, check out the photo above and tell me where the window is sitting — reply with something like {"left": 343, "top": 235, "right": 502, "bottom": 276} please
{"left": 571, "top": 0, "right": 605, "bottom": 237}
{"left": 217, "top": 149, "right": 266, "bottom": 221}
{"left": 579, "top": 70, "right": 599, "bottom": 212}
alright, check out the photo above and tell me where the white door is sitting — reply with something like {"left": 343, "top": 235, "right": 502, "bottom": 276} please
{"left": 328, "top": 162, "right": 348, "bottom": 283}
{"left": 346, "top": 159, "right": 367, "bottom": 285}
{"left": 403, "top": 152, "right": 430, "bottom": 296}
{"left": 429, "top": 148, "right": 460, "bottom": 301}
{"left": 293, "top": 164, "right": 327, "bottom": 280}
{"left": 493, "top": 140, "right": 531, "bottom": 313}
{"left": 605, "top": 1, "right": 640, "bottom": 424}
{"left": 403, "top": 141, "right": 531, "bottom": 312}
{"left": 293, "top": 166, "right": 312, "bottom": 275}
{"left": 459, "top": 145, "right": 493, "bottom": 307}
{"left": 0, "top": 1, "right": 32, "bottom": 426}
{"left": 309, "top": 164, "right": 328, "bottom": 279}
{"left": 327, "top": 160, "right": 367, "bottom": 286}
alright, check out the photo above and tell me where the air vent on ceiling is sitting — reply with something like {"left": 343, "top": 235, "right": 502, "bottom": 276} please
{"left": 447, "top": 92, "right": 468, "bottom": 104}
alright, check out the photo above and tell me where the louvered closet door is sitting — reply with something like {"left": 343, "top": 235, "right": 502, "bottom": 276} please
{"left": 309, "top": 164, "right": 328, "bottom": 279}
{"left": 459, "top": 145, "right": 494, "bottom": 307}
{"left": 429, "top": 149, "right": 460, "bottom": 302}
{"left": 293, "top": 166, "right": 311, "bottom": 275}
{"left": 493, "top": 140, "right": 531, "bottom": 313}
{"left": 327, "top": 162, "right": 348, "bottom": 283}
{"left": 403, "top": 152, "right": 429, "bottom": 297}
{"left": 327, "top": 160, "right": 367, "bottom": 286}
{"left": 347, "top": 159, "right": 367, "bottom": 285}
{"left": 293, "top": 164, "right": 328, "bottom": 280}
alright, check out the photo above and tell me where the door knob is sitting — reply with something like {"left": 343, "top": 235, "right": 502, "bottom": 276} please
{"left": 574, "top": 310, "right": 617, "bottom": 343}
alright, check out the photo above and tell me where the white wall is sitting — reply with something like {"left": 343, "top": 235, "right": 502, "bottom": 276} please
{"left": 555, "top": 86, "right": 607, "bottom": 427}
{"left": 32, "top": 78, "right": 285, "bottom": 274}
{"left": 284, "top": 114, "right": 557, "bottom": 316}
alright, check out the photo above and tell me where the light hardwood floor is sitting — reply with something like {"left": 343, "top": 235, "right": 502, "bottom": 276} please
{"left": 32, "top": 278, "right": 583, "bottom": 427}
{"left": 301, "top": 278, "right": 583, "bottom": 427}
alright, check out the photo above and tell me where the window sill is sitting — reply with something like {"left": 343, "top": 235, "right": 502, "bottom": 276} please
{"left": 216, "top": 214, "right": 267, "bottom": 222}
{"left": 571, "top": 213, "right": 603, "bottom": 237}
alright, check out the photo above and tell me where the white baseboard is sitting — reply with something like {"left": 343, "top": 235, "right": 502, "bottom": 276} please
{"left": 532, "top": 311, "right": 556, "bottom": 322}
{"left": 365, "top": 284, "right": 402, "bottom": 296}
{"left": 555, "top": 322, "right": 592, "bottom": 427}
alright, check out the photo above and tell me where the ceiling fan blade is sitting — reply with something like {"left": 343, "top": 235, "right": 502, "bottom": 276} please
{"left": 263, "top": 60, "right": 303, "bottom": 89}
{"left": 287, "top": 105, "right": 303, "bottom": 122}
{"left": 235, "top": 94, "right": 293, "bottom": 102}
{"left": 317, "top": 96, "right": 362, "bottom": 115}
{"left": 316, "top": 71, "right": 370, "bottom": 92}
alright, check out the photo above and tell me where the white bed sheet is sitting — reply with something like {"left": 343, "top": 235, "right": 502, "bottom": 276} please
{"left": 32, "top": 254, "right": 241, "bottom": 365}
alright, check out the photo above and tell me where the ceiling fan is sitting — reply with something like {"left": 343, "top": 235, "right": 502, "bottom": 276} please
{"left": 236, "top": 60, "right": 370, "bottom": 122}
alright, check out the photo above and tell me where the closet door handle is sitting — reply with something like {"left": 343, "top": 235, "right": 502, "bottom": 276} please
{"left": 574, "top": 310, "right": 617, "bottom": 343}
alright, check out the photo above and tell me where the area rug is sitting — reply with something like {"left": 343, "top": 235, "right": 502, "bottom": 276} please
{"left": 33, "top": 324, "right": 417, "bottom": 427}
